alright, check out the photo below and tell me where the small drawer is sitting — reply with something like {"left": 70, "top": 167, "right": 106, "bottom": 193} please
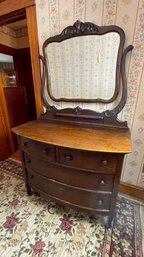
{"left": 20, "top": 137, "right": 55, "bottom": 163}
{"left": 58, "top": 147, "right": 118, "bottom": 173}
{"left": 28, "top": 170, "right": 111, "bottom": 210}
{"left": 24, "top": 154, "right": 114, "bottom": 192}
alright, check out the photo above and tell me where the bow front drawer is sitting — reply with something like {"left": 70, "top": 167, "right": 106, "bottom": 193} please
{"left": 58, "top": 147, "right": 118, "bottom": 173}
{"left": 23, "top": 153, "right": 114, "bottom": 192}
{"left": 27, "top": 170, "right": 112, "bottom": 211}
{"left": 20, "top": 137, "right": 55, "bottom": 162}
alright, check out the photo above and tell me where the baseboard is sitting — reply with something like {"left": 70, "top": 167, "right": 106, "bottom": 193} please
{"left": 119, "top": 182, "right": 144, "bottom": 201}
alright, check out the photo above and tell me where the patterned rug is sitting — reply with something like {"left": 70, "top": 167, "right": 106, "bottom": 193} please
{"left": 0, "top": 159, "right": 144, "bottom": 257}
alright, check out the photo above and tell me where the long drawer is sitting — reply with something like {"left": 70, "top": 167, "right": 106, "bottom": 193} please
{"left": 27, "top": 169, "right": 112, "bottom": 210}
{"left": 20, "top": 137, "right": 55, "bottom": 163}
{"left": 23, "top": 153, "right": 114, "bottom": 192}
{"left": 58, "top": 147, "right": 118, "bottom": 173}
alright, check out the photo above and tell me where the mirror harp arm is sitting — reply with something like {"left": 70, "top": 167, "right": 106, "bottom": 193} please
{"left": 104, "top": 44, "right": 134, "bottom": 120}
{"left": 39, "top": 54, "right": 49, "bottom": 109}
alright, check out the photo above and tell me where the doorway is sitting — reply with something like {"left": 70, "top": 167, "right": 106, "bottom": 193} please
{"left": 0, "top": 1, "right": 43, "bottom": 161}
{"left": 0, "top": 17, "right": 37, "bottom": 160}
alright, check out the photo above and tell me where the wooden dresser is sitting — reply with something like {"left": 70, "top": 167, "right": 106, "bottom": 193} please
{"left": 12, "top": 120, "right": 131, "bottom": 227}
{"left": 12, "top": 21, "right": 133, "bottom": 227}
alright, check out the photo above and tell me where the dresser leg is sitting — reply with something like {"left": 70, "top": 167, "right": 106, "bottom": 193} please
{"left": 26, "top": 184, "right": 32, "bottom": 196}
{"left": 106, "top": 215, "right": 113, "bottom": 229}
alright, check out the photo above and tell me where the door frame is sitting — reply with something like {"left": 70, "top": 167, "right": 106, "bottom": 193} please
{"left": 0, "top": 0, "right": 43, "bottom": 117}
{"left": 0, "top": 72, "right": 14, "bottom": 154}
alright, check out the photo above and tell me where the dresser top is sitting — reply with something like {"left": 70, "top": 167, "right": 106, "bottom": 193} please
{"left": 12, "top": 120, "right": 132, "bottom": 153}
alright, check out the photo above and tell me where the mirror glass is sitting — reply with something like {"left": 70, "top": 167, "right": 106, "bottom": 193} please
{"left": 45, "top": 32, "right": 120, "bottom": 102}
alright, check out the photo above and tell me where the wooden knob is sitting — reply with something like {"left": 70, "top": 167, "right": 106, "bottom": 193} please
{"left": 100, "top": 180, "right": 105, "bottom": 185}
{"left": 43, "top": 149, "right": 49, "bottom": 154}
{"left": 23, "top": 142, "right": 28, "bottom": 147}
{"left": 30, "top": 175, "right": 34, "bottom": 179}
{"left": 27, "top": 158, "right": 31, "bottom": 164}
{"left": 65, "top": 155, "right": 73, "bottom": 160}
{"left": 98, "top": 200, "right": 103, "bottom": 206}
{"left": 101, "top": 160, "right": 108, "bottom": 166}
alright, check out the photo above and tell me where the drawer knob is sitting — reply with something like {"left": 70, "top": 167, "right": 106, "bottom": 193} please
{"left": 98, "top": 200, "right": 103, "bottom": 206}
{"left": 43, "top": 149, "right": 49, "bottom": 154}
{"left": 65, "top": 154, "right": 73, "bottom": 161}
{"left": 101, "top": 160, "right": 108, "bottom": 166}
{"left": 100, "top": 180, "right": 105, "bottom": 185}
{"left": 23, "top": 142, "right": 28, "bottom": 147}
{"left": 30, "top": 175, "right": 34, "bottom": 179}
{"left": 27, "top": 158, "right": 31, "bottom": 164}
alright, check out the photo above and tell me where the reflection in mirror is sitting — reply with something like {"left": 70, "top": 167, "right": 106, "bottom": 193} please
{"left": 0, "top": 53, "right": 17, "bottom": 87}
{"left": 46, "top": 32, "right": 120, "bottom": 102}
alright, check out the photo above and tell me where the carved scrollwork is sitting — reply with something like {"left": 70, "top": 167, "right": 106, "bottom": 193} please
{"left": 61, "top": 20, "right": 99, "bottom": 36}
{"left": 40, "top": 21, "right": 134, "bottom": 129}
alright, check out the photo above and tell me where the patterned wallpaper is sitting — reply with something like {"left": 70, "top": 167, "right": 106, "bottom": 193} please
{"left": 36, "top": 0, "right": 144, "bottom": 188}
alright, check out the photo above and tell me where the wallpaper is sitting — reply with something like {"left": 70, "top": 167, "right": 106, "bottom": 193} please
{"left": 47, "top": 33, "right": 119, "bottom": 103}
{"left": 36, "top": 0, "right": 144, "bottom": 188}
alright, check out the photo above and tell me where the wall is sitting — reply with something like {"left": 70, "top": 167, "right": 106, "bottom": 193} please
{"left": 0, "top": 26, "right": 29, "bottom": 49}
{"left": 36, "top": 0, "right": 144, "bottom": 188}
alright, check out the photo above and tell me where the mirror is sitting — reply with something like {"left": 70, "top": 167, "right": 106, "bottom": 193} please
{"left": 40, "top": 21, "right": 133, "bottom": 128}
{"left": 46, "top": 33, "right": 120, "bottom": 103}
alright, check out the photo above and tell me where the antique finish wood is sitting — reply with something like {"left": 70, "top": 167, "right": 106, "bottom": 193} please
{"left": 41, "top": 21, "right": 125, "bottom": 104}
{"left": 12, "top": 120, "right": 131, "bottom": 227}
{"left": 12, "top": 21, "right": 132, "bottom": 227}
{"left": 12, "top": 120, "right": 131, "bottom": 153}
{"left": 40, "top": 21, "right": 133, "bottom": 128}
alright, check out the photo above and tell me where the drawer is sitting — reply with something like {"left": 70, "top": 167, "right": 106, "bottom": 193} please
{"left": 24, "top": 154, "right": 114, "bottom": 192}
{"left": 20, "top": 137, "right": 55, "bottom": 163}
{"left": 58, "top": 147, "right": 118, "bottom": 173}
{"left": 28, "top": 170, "right": 112, "bottom": 210}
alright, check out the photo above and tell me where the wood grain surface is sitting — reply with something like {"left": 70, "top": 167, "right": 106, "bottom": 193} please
{"left": 12, "top": 120, "right": 131, "bottom": 153}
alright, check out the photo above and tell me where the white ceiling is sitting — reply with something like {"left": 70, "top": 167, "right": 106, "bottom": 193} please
{"left": 0, "top": 53, "right": 13, "bottom": 63}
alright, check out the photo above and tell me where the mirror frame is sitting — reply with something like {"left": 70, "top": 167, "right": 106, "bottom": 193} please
{"left": 40, "top": 21, "right": 133, "bottom": 129}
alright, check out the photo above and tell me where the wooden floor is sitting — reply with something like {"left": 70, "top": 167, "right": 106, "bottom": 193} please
{"left": 10, "top": 150, "right": 21, "bottom": 161}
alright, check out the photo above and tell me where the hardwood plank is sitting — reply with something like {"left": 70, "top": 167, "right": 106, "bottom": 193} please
{"left": 12, "top": 120, "right": 132, "bottom": 153}
{"left": 26, "top": 6, "right": 43, "bottom": 117}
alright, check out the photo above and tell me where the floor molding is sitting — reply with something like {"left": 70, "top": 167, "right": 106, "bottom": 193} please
{"left": 119, "top": 182, "right": 144, "bottom": 201}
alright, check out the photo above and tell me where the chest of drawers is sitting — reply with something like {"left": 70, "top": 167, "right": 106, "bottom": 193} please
{"left": 12, "top": 120, "right": 131, "bottom": 227}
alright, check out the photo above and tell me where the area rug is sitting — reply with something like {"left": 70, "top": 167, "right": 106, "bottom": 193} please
{"left": 0, "top": 159, "right": 144, "bottom": 257}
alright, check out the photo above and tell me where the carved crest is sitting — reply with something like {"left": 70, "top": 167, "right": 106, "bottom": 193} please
{"left": 61, "top": 20, "right": 99, "bottom": 36}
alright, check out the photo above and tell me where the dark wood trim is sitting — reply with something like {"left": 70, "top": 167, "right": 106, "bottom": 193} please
{"left": 40, "top": 20, "right": 133, "bottom": 128}
{"left": 0, "top": 0, "right": 35, "bottom": 16}
{"left": 0, "top": 9, "right": 26, "bottom": 26}
{"left": 0, "top": 44, "right": 16, "bottom": 55}
{"left": 107, "top": 154, "right": 124, "bottom": 227}
{"left": 119, "top": 182, "right": 144, "bottom": 201}
{"left": 42, "top": 20, "right": 125, "bottom": 104}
